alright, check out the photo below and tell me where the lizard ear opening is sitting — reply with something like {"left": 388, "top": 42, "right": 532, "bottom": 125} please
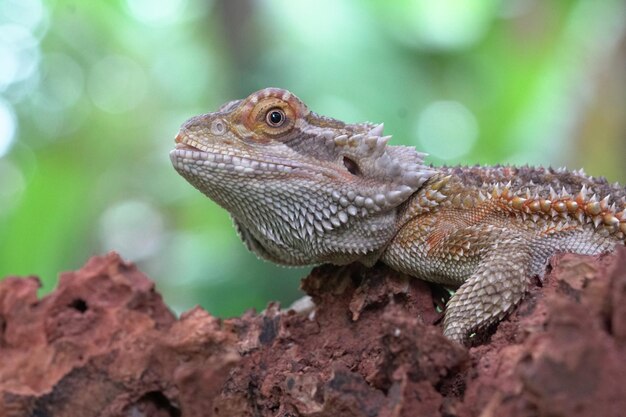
{"left": 343, "top": 156, "right": 361, "bottom": 176}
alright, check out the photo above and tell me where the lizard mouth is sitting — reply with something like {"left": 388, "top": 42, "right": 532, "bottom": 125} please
{"left": 170, "top": 135, "right": 298, "bottom": 175}
{"left": 174, "top": 133, "right": 201, "bottom": 151}
{"left": 175, "top": 142, "right": 199, "bottom": 151}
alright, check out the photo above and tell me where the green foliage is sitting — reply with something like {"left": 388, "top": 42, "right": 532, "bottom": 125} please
{"left": 1, "top": 0, "right": 624, "bottom": 316}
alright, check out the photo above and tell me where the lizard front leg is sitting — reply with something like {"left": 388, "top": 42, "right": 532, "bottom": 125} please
{"left": 442, "top": 237, "right": 532, "bottom": 342}
{"left": 383, "top": 218, "right": 533, "bottom": 343}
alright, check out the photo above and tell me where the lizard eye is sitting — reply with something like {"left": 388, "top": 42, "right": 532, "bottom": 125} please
{"left": 266, "top": 108, "right": 286, "bottom": 127}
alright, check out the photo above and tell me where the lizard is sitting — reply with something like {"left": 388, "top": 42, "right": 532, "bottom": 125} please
{"left": 169, "top": 87, "right": 626, "bottom": 344}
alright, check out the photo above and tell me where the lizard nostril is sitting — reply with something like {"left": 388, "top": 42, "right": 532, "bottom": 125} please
{"left": 174, "top": 133, "right": 183, "bottom": 143}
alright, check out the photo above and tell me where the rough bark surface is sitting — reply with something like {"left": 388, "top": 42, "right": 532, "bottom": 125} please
{"left": 1, "top": 248, "right": 625, "bottom": 417}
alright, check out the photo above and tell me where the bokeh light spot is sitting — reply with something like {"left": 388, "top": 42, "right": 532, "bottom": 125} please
{"left": 408, "top": 0, "right": 497, "bottom": 49}
{"left": 0, "top": 24, "right": 40, "bottom": 90}
{"left": 99, "top": 200, "right": 165, "bottom": 261}
{"left": 124, "top": 0, "right": 187, "bottom": 25}
{"left": 416, "top": 101, "right": 478, "bottom": 161}
{"left": 0, "top": 0, "right": 46, "bottom": 34}
{"left": 266, "top": 0, "right": 361, "bottom": 47}
{"left": 88, "top": 55, "right": 147, "bottom": 113}
{"left": 34, "top": 53, "right": 84, "bottom": 110}
{"left": 0, "top": 100, "right": 16, "bottom": 157}
{"left": 151, "top": 45, "right": 211, "bottom": 104}
{"left": 0, "top": 159, "right": 25, "bottom": 214}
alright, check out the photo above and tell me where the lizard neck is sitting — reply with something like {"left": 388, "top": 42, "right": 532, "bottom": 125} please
{"left": 208, "top": 176, "right": 401, "bottom": 267}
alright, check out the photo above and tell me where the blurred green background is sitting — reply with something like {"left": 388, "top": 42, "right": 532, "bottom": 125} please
{"left": 1, "top": 0, "right": 625, "bottom": 317}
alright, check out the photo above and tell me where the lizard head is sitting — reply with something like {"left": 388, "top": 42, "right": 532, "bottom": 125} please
{"left": 170, "top": 88, "right": 435, "bottom": 265}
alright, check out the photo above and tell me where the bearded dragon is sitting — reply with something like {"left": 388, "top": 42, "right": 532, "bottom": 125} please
{"left": 170, "top": 88, "right": 626, "bottom": 343}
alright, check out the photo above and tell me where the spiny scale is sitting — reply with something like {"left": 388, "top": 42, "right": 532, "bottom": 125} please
{"left": 484, "top": 181, "right": 626, "bottom": 239}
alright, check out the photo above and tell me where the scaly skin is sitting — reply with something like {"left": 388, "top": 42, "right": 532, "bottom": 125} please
{"left": 170, "top": 88, "right": 626, "bottom": 344}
